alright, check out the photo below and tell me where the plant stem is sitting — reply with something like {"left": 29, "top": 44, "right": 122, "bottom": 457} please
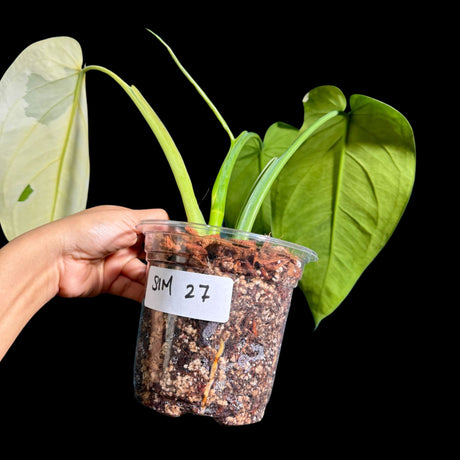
{"left": 147, "top": 30, "right": 235, "bottom": 143}
{"left": 82, "top": 65, "right": 205, "bottom": 224}
{"left": 208, "top": 131, "right": 261, "bottom": 227}
{"left": 236, "top": 110, "right": 341, "bottom": 232}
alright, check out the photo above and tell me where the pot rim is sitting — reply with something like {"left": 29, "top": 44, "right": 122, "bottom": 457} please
{"left": 137, "top": 219, "right": 318, "bottom": 264}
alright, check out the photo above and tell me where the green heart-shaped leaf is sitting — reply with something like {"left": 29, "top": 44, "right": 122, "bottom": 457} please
{"left": 271, "top": 86, "right": 416, "bottom": 325}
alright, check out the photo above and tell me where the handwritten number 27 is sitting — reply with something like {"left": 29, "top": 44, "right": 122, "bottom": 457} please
{"left": 185, "top": 284, "right": 210, "bottom": 302}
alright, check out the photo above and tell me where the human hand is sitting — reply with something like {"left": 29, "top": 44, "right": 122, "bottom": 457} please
{"left": 54, "top": 205, "right": 168, "bottom": 302}
{"left": 0, "top": 205, "right": 168, "bottom": 360}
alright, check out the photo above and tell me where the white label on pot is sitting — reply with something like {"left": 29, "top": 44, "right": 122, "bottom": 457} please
{"left": 144, "top": 265, "right": 234, "bottom": 323}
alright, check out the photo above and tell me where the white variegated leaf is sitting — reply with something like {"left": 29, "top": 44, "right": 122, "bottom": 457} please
{"left": 0, "top": 36, "right": 89, "bottom": 240}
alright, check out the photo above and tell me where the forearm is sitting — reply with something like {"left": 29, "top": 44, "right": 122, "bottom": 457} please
{"left": 0, "top": 225, "right": 60, "bottom": 360}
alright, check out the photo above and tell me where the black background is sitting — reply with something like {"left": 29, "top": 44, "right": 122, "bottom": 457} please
{"left": 0, "top": 4, "right": 439, "bottom": 455}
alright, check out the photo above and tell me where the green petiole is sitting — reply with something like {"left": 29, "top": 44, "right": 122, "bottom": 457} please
{"left": 85, "top": 44, "right": 339, "bottom": 234}
{"left": 83, "top": 64, "right": 205, "bottom": 225}
{"left": 86, "top": 38, "right": 339, "bottom": 234}
{"left": 208, "top": 131, "right": 261, "bottom": 227}
{"left": 147, "top": 29, "right": 235, "bottom": 143}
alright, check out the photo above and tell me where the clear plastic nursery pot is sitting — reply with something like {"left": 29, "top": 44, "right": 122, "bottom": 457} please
{"left": 134, "top": 220, "right": 317, "bottom": 425}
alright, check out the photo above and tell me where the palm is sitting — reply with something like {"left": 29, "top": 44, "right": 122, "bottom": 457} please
{"left": 55, "top": 206, "right": 165, "bottom": 301}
